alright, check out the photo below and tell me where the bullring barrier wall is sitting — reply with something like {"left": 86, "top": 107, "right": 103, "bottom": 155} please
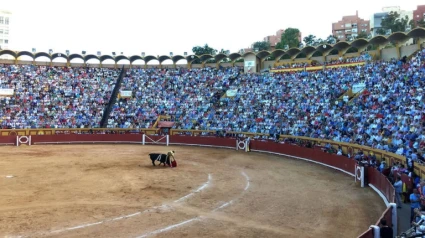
{"left": 0, "top": 131, "right": 395, "bottom": 238}
{"left": 0, "top": 128, "right": 416, "bottom": 177}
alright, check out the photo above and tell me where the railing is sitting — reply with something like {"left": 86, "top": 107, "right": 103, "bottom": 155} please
{"left": 152, "top": 115, "right": 171, "bottom": 128}
{"left": 0, "top": 129, "right": 397, "bottom": 237}
{"left": 270, "top": 61, "right": 366, "bottom": 73}
{"left": 358, "top": 169, "right": 396, "bottom": 238}
{"left": 0, "top": 128, "right": 160, "bottom": 136}
{"left": 348, "top": 89, "right": 364, "bottom": 104}
{"left": 338, "top": 88, "right": 354, "bottom": 100}
{"left": 357, "top": 228, "right": 374, "bottom": 238}
{"left": 376, "top": 207, "right": 393, "bottom": 229}
{"left": 0, "top": 128, "right": 414, "bottom": 174}
{"left": 359, "top": 206, "right": 394, "bottom": 238}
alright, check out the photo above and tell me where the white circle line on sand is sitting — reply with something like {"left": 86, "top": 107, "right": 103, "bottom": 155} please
{"left": 134, "top": 171, "right": 251, "bottom": 238}
{"left": 135, "top": 217, "right": 201, "bottom": 238}
{"left": 212, "top": 200, "right": 234, "bottom": 211}
{"left": 212, "top": 171, "right": 250, "bottom": 212}
{"left": 173, "top": 174, "right": 212, "bottom": 203}
{"left": 22, "top": 173, "right": 212, "bottom": 237}
{"left": 47, "top": 207, "right": 168, "bottom": 235}
{"left": 241, "top": 171, "right": 250, "bottom": 191}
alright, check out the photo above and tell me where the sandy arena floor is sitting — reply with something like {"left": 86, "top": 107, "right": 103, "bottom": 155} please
{"left": 0, "top": 144, "right": 385, "bottom": 238}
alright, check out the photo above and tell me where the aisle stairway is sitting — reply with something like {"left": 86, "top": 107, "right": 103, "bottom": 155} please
{"left": 99, "top": 66, "right": 125, "bottom": 128}
{"left": 212, "top": 70, "right": 241, "bottom": 108}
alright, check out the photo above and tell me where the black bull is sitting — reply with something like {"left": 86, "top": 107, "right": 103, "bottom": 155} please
{"left": 149, "top": 153, "right": 171, "bottom": 166}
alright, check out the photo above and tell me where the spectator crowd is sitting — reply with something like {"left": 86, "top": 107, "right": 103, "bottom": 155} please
{"left": 108, "top": 67, "right": 239, "bottom": 129}
{"left": 0, "top": 65, "right": 119, "bottom": 129}
{"left": 1, "top": 48, "right": 425, "bottom": 237}
{"left": 0, "top": 49, "right": 424, "bottom": 168}
{"left": 272, "top": 52, "right": 372, "bottom": 70}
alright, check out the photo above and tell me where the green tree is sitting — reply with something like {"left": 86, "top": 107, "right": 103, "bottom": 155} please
{"left": 376, "top": 28, "right": 387, "bottom": 35}
{"left": 219, "top": 49, "right": 230, "bottom": 63}
{"left": 303, "top": 34, "right": 316, "bottom": 46}
{"left": 325, "top": 35, "right": 337, "bottom": 44}
{"left": 275, "top": 42, "right": 284, "bottom": 50}
{"left": 380, "top": 11, "right": 411, "bottom": 33}
{"left": 409, "top": 19, "right": 415, "bottom": 29}
{"left": 192, "top": 44, "right": 217, "bottom": 56}
{"left": 415, "top": 18, "right": 425, "bottom": 28}
{"left": 219, "top": 49, "right": 229, "bottom": 54}
{"left": 356, "top": 32, "right": 368, "bottom": 39}
{"left": 344, "top": 36, "right": 351, "bottom": 42}
{"left": 252, "top": 41, "right": 270, "bottom": 51}
{"left": 275, "top": 42, "right": 283, "bottom": 49}
{"left": 314, "top": 38, "right": 324, "bottom": 46}
{"left": 276, "top": 28, "right": 300, "bottom": 49}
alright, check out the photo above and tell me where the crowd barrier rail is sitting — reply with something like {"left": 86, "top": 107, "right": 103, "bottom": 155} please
{"left": 0, "top": 128, "right": 397, "bottom": 237}
{"left": 0, "top": 128, "right": 415, "bottom": 176}
{"left": 270, "top": 61, "right": 366, "bottom": 73}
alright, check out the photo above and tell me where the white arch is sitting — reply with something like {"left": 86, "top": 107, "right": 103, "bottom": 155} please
{"left": 161, "top": 59, "right": 173, "bottom": 67}
{"left": 52, "top": 57, "right": 67, "bottom": 63}
{"left": 146, "top": 59, "right": 160, "bottom": 65}
{"left": 69, "top": 58, "right": 84, "bottom": 64}
{"left": 175, "top": 59, "right": 188, "bottom": 65}
{"left": 85, "top": 58, "right": 100, "bottom": 64}
{"left": 102, "top": 59, "right": 115, "bottom": 65}
{"left": 131, "top": 59, "right": 145, "bottom": 65}
{"left": 34, "top": 56, "right": 50, "bottom": 63}
{"left": 17, "top": 55, "right": 33, "bottom": 62}
{"left": 116, "top": 59, "right": 130, "bottom": 65}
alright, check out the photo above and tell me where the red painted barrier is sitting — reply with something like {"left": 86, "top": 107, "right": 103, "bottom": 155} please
{"left": 31, "top": 134, "right": 143, "bottom": 144}
{"left": 169, "top": 137, "right": 357, "bottom": 174}
{"left": 170, "top": 135, "right": 236, "bottom": 148}
{"left": 376, "top": 207, "right": 393, "bottom": 227}
{"left": 357, "top": 228, "right": 374, "bottom": 238}
{"left": 367, "top": 168, "right": 395, "bottom": 203}
{"left": 358, "top": 207, "right": 394, "bottom": 238}
{"left": 0, "top": 136, "right": 15, "bottom": 145}
{"left": 248, "top": 140, "right": 357, "bottom": 175}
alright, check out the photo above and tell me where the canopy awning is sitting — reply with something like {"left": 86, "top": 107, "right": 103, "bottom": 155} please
{"left": 158, "top": 121, "right": 175, "bottom": 128}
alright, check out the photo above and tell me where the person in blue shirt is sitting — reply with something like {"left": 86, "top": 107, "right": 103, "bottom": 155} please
{"left": 410, "top": 189, "right": 421, "bottom": 223}
{"left": 394, "top": 177, "right": 403, "bottom": 208}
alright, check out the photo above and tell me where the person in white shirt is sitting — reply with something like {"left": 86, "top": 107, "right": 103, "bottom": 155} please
{"left": 396, "top": 145, "right": 404, "bottom": 155}
{"left": 411, "top": 209, "right": 425, "bottom": 236}
{"left": 379, "top": 161, "right": 386, "bottom": 172}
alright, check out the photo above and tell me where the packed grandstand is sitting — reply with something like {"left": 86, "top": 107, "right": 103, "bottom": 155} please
{"left": 1, "top": 49, "right": 424, "bottom": 167}
{"left": 2, "top": 45, "right": 425, "bottom": 238}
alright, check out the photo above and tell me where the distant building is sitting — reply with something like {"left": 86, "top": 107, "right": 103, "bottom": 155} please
{"left": 413, "top": 5, "right": 425, "bottom": 26}
{"left": 263, "top": 29, "right": 302, "bottom": 49}
{"left": 383, "top": 6, "right": 413, "bottom": 31}
{"left": 370, "top": 12, "right": 389, "bottom": 36}
{"left": 263, "top": 29, "right": 285, "bottom": 48}
{"left": 332, "top": 11, "right": 370, "bottom": 41}
{"left": 244, "top": 29, "right": 303, "bottom": 53}
{"left": 0, "top": 10, "right": 11, "bottom": 50}
{"left": 370, "top": 6, "right": 413, "bottom": 38}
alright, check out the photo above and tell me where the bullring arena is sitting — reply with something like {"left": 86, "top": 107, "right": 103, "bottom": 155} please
{"left": 1, "top": 133, "right": 386, "bottom": 238}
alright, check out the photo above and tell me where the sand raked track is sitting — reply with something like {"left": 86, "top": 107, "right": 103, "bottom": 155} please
{"left": 0, "top": 144, "right": 385, "bottom": 238}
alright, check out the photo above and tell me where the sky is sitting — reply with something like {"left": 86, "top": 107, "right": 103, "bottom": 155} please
{"left": 1, "top": 0, "right": 424, "bottom": 59}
